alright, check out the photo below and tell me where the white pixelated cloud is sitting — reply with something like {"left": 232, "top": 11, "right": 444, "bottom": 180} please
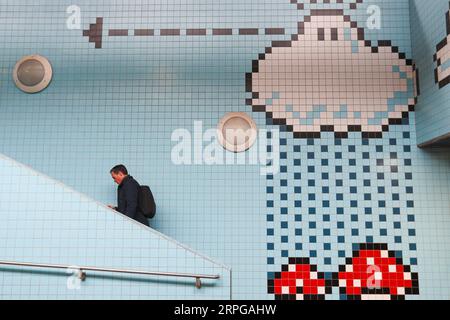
{"left": 249, "top": 12, "right": 416, "bottom": 136}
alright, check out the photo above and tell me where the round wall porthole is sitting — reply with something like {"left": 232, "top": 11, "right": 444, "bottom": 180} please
{"left": 217, "top": 112, "right": 258, "bottom": 153}
{"left": 13, "top": 55, "right": 53, "bottom": 93}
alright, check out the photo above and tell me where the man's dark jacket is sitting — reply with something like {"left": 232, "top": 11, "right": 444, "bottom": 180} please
{"left": 116, "top": 175, "right": 149, "bottom": 226}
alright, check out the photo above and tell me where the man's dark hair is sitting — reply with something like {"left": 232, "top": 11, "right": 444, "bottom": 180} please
{"left": 110, "top": 164, "right": 128, "bottom": 175}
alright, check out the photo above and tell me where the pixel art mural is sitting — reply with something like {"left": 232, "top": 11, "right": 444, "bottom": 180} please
{"left": 258, "top": 3, "right": 419, "bottom": 301}
{"left": 434, "top": 2, "right": 450, "bottom": 89}
{"left": 77, "top": 0, "right": 420, "bottom": 300}
{"left": 247, "top": 9, "right": 417, "bottom": 138}
{"left": 269, "top": 243, "right": 419, "bottom": 300}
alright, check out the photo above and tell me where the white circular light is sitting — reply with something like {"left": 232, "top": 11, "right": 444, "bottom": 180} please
{"left": 13, "top": 55, "right": 53, "bottom": 93}
{"left": 217, "top": 112, "right": 258, "bottom": 153}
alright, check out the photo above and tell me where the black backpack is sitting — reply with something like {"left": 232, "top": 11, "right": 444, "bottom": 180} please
{"left": 138, "top": 185, "right": 156, "bottom": 219}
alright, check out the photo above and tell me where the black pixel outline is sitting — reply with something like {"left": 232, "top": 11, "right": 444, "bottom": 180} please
{"left": 289, "top": 0, "right": 363, "bottom": 11}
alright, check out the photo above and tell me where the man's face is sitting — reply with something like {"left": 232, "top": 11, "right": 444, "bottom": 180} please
{"left": 111, "top": 172, "right": 126, "bottom": 185}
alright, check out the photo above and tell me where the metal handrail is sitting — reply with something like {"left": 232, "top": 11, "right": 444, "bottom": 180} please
{"left": 0, "top": 260, "right": 220, "bottom": 289}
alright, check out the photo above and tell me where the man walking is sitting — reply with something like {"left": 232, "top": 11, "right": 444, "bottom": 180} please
{"left": 108, "top": 165, "right": 149, "bottom": 227}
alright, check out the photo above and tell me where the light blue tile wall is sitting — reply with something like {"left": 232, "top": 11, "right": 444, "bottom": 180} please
{"left": 0, "top": 0, "right": 450, "bottom": 300}
{"left": 410, "top": 148, "right": 450, "bottom": 299}
{"left": 408, "top": 1, "right": 450, "bottom": 298}
{"left": 410, "top": 0, "right": 450, "bottom": 144}
{"left": 0, "top": 154, "right": 230, "bottom": 300}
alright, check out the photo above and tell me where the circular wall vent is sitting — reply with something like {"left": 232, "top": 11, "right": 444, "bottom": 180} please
{"left": 13, "top": 55, "right": 53, "bottom": 93}
{"left": 217, "top": 112, "right": 258, "bottom": 153}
